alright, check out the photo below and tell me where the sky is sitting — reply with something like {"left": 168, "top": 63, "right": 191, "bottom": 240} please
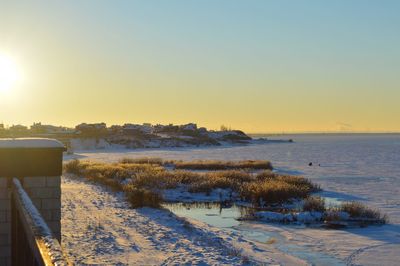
{"left": 0, "top": 0, "right": 399, "bottom": 133}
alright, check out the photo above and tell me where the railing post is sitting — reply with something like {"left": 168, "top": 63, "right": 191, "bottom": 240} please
{"left": 0, "top": 138, "right": 65, "bottom": 265}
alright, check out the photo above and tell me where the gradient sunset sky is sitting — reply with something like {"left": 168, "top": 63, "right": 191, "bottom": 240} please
{"left": 1, "top": 1, "right": 399, "bottom": 133}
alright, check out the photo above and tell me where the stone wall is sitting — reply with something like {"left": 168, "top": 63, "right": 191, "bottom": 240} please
{"left": 0, "top": 176, "right": 62, "bottom": 266}
{"left": 22, "top": 176, "right": 62, "bottom": 241}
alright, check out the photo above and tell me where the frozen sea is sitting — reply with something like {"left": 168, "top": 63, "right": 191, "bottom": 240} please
{"left": 70, "top": 133, "right": 400, "bottom": 265}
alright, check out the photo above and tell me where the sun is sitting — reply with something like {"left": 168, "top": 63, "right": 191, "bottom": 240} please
{"left": 0, "top": 54, "right": 21, "bottom": 92}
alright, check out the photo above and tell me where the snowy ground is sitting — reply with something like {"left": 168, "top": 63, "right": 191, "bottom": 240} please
{"left": 61, "top": 175, "right": 305, "bottom": 265}
{"left": 63, "top": 134, "right": 400, "bottom": 265}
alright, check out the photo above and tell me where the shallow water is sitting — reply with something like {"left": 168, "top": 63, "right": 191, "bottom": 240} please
{"left": 164, "top": 202, "right": 345, "bottom": 265}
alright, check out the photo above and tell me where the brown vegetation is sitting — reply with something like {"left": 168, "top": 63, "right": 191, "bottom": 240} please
{"left": 119, "top": 157, "right": 164, "bottom": 165}
{"left": 303, "top": 196, "right": 326, "bottom": 212}
{"left": 339, "top": 201, "right": 387, "bottom": 222}
{"left": 64, "top": 159, "right": 317, "bottom": 208}
{"left": 171, "top": 160, "right": 273, "bottom": 170}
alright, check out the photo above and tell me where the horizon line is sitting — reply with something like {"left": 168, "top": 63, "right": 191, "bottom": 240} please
{"left": 247, "top": 131, "right": 400, "bottom": 135}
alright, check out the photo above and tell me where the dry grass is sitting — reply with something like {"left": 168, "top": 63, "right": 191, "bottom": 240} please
{"left": 124, "top": 184, "right": 163, "bottom": 208}
{"left": 172, "top": 160, "right": 273, "bottom": 170}
{"left": 240, "top": 171, "right": 319, "bottom": 206}
{"left": 64, "top": 160, "right": 165, "bottom": 207}
{"left": 303, "top": 196, "right": 326, "bottom": 212}
{"left": 64, "top": 160, "right": 318, "bottom": 207}
{"left": 340, "top": 201, "right": 387, "bottom": 222}
{"left": 240, "top": 179, "right": 310, "bottom": 205}
{"left": 63, "top": 159, "right": 83, "bottom": 175}
{"left": 119, "top": 157, "right": 164, "bottom": 165}
{"left": 188, "top": 171, "right": 254, "bottom": 193}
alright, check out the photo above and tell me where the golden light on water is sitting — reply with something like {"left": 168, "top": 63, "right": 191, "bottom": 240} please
{"left": 0, "top": 53, "right": 21, "bottom": 93}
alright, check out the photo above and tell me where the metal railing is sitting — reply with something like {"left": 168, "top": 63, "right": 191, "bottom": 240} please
{"left": 11, "top": 178, "right": 69, "bottom": 266}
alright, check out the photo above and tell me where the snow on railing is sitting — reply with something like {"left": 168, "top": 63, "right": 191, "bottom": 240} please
{"left": 11, "top": 178, "right": 69, "bottom": 266}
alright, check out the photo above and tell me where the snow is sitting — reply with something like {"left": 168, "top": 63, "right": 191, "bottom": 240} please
{"left": 256, "top": 211, "right": 285, "bottom": 222}
{"left": 62, "top": 134, "right": 400, "bottom": 265}
{"left": 13, "top": 178, "right": 67, "bottom": 265}
{"left": 162, "top": 187, "right": 234, "bottom": 203}
{"left": 0, "top": 138, "right": 65, "bottom": 148}
{"left": 61, "top": 175, "right": 304, "bottom": 265}
{"left": 255, "top": 211, "right": 324, "bottom": 223}
{"left": 295, "top": 211, "right": 323, "bottom": 223}
{"left": 70, "top": 138, "right": 115, "bottom": 150}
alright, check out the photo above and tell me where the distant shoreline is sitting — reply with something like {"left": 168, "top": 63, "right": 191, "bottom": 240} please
{"left": 249, "top": 132, "right": 400, "bottom": 137}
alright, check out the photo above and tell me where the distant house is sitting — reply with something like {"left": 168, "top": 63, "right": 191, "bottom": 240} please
{"left": 122, "top": 123, "right": 153, "bottom": 135}
{"left": 153, "top": 124, "right": 165, "bottom": 133}
{"left": 9, "top": 124, "right": 28, "bottom": 132}
{"left": 75, "top": 123, "right": 107, "bottom": 135}
{"left": 30, "top": 122, "right": 69, "bottom": 134}
{"left": 181, "top": 123, "right": 197, "bottom": 131}
{"left": 198, "top": 127, "right": 208, "bottom": 134}
{"left": 109, "top": 125, "right": 123, "bottom": 133}
{"left": 141, "top": 123, "right": 153, "bottom": 134}
{"left": 156, "top": 124, "right": 179, "bottom": 133}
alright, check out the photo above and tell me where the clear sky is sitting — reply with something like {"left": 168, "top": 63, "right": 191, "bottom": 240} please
{"left": 0, "top": 0, "right": 399, "bottom": 133}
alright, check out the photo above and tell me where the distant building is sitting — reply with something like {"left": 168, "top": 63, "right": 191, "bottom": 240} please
{"left": 141, "top": 123, "right": 153, "bottom": 134}
{"left": 122, "top": 123, "right": 153, "bottom": 135}
{"left": 198, "top": 127, "right": 208, "bottom": 134}
{"left": 9, "top": 125, "right": 28, "bottom": 132}
{"left": 109, "top": 125, "right": 123, "bottom": 133}
{"left": 31, "top": 122, "right": 68, "bottom": 134}
{"left": 181, "top": 123, "right": 197, "bottom": 131}
{"left": 75, "top": 123, "right": 107, "bottom": 134}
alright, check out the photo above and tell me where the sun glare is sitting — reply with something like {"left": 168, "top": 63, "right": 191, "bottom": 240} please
{"left": 0, "top": 53, "right": 21, "bottom": 92}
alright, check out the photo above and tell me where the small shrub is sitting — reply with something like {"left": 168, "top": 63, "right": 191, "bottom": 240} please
{"left": 324, "top": 210, "right": 344, "bottom": 222}
{"left": 63, "top": 159, "right": 83, "bottom": 175}
{"left": 124, "top": 185, "right": 162, "bottom": 208}
{"left": 340, "top": 202, "right": 386, "bottom": 222}
{"left": 303, "top": 196, "right": 325, "bottom": 212}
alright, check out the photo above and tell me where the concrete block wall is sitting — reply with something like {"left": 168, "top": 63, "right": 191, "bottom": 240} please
{"left": 22, "top": 176, "right": 62, "bottom": 242}
{"left": 0, "top": 176, "right": 62, "bottom": 266}
{"left": 0, "top": 177, "right": 11, "bottom": 266}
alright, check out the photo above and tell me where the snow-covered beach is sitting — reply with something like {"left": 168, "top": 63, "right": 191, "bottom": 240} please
{"left": 62, "top": 175, "right": 305, "bottom": 265}
{"left": 62, "top": 134, "right": 400, "bottom": 265}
